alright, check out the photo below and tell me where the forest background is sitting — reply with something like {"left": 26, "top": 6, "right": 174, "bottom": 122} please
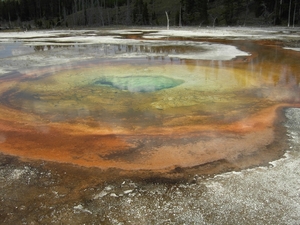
{"left": 0, "top": 0, "right": 299, "bottom": 29}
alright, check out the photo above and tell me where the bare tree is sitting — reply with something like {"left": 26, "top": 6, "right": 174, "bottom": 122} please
{"left": 63, "top": 6, "right": 67, "bottom": 26}
{"left": 165, "top": 11, "right": 169, "bottom": 29}
{"left": 179, "top": 3, "right": 182, "bottom": 27}
{"left": 210, "top": 14, "right": 218, "bottom": 27}
{"left": 259, "top": 2, "right": 274, "bottom": 25}
{"left": 208, "top": 0, "right": 221, "bottom": 28}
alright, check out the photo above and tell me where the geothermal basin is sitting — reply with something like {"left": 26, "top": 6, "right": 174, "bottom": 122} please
{"left": 1, "top": 27, "right": 300, "bottom": 224}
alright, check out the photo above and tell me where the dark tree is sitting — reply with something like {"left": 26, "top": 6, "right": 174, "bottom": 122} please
{"left": 196, "top": 0, "right": 208, "bottom": 25}
{"left": 132, "top": 0, "right": 149, "bottom": 25}
{"left": 0, "top": 0, "right": 299, "bottom": 28}
{"left": 180, "top": 0, "right": 208, "bottom": 25}
{"left": 142, "top": 2, "right": 149, "bottom": 24}
{"left": 223, "top": 0, "right": 243, "bottom": 25}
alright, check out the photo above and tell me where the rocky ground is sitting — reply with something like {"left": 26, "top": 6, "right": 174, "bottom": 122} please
{"left": 1, "top": 107, "right": 300, "bottom": 224}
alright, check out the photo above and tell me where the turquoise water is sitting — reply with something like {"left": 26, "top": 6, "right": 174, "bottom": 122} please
{"left": 94, "top": 76, "right": 184, "bottom": 93}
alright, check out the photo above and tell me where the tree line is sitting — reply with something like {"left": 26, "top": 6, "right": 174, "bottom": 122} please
{"left": 180, "top": 0, "right": 300, "bottom": 26}
{"left": 0, "top": 0, "right": 299, "bottom": 29}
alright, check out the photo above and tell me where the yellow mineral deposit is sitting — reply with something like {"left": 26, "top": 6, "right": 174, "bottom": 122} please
{"left": 0, "top": 40, "right": 300, "bottom": 172}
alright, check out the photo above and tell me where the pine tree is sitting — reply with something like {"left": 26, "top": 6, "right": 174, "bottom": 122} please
{"left": 196, "top": 0, "right": 208, "bottom": 25}
{"left": 142, "top": 2, "right": 149, "bottom": 24}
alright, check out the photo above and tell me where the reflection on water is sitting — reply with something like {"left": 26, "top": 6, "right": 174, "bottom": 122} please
{"left": 32, "top": 45, "right": 75, "bottom": 51}
{"left": 0, "top": 42, "right": 35, "bottom": 58}
{"left": 29, "top": 42, "right": 233, "bottom": 60}
{"left": 0, "top": 38, "right": 300, "bottom": 171}
{"left": 32, "top": 44, "right": 202, "bottom": 55}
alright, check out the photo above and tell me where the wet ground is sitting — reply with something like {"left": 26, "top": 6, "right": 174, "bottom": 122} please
{"left": 1, "top": 27, "right": 300, "bottom": 224}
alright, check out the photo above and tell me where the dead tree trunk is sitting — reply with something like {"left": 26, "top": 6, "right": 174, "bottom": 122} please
{"left": 165, "top": 11, "right": 169, "bottom": 30}
{"left": 210, "top": 14, "right": 218, "bottom": 27}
